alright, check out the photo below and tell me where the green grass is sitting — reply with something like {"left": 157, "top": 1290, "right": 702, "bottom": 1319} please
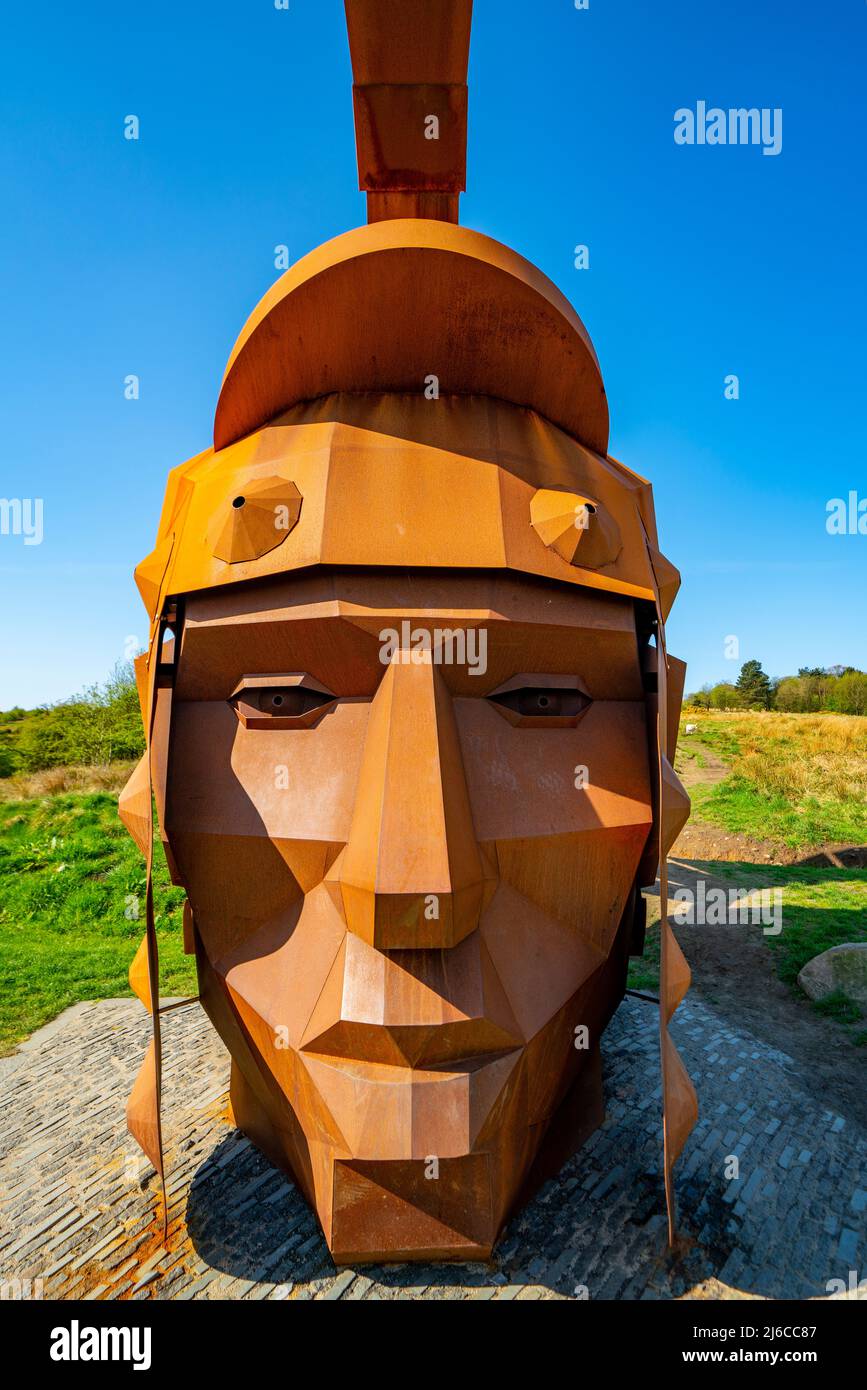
{"left": 689, "top": 777, "right": 867, "bottom": 848}
{"left": 664, "top": 712, "right": 867, "bottom": 1030}
{"left": 665, "top": 862, "right": 867, "bottom": 1040}
{"left": 685, "top": 720, "right": 742, "bottom": 766}
{"left": 813, "top": 989, "right": 863, "bottom": 1027}
{"left": 708, "top": 861, "right": 867, "bottom": 981}
{"left": 0, "top": 792, "right": 195, "bottom": 1054}
{"left": 629, "top": 865, "right": 867, "bottom": 1039}
{"left": 627, "top": 921, "right": 660, "bottom": 993}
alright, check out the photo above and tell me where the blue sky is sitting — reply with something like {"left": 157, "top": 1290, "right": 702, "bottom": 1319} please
{"left": 1, "top": 0, "right": 864, "bottom": 708}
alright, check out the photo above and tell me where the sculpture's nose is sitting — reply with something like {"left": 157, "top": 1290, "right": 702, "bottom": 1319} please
{"left": 331, "top": 649, "right": 491, "bottom": 949}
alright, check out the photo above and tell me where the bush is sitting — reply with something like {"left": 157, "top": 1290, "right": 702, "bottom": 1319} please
{"left": 708, "top": 682, "right": 740, "bottom": 710}
{"left": 13, "top": 663, "right": 145, "bottom": 773}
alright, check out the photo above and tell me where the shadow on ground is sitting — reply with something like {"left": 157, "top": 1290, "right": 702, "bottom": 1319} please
{"left": 184, "top": 992, "right": 865, "bottom": 1301}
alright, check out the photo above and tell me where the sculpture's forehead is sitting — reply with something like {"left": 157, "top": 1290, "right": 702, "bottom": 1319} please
{"left": 173, "top": 571, "right": 644, "bottom": 702}
{"left": 136, "top": 396, "right": 676, "bottom": 625}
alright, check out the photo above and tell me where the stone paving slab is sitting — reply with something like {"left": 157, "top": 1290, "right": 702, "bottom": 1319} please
{"left": 0, "top": 994, "right": 865, "bottom": 1301}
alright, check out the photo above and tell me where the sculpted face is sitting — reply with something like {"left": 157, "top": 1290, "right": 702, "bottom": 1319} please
{"left": 164, "top": 569, "right": 653, "bottom": 1260}
{"left": 121, "top": 1, "right": 697, "bottom": 1260}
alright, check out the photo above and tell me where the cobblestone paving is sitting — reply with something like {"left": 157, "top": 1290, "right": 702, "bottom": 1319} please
{"left": 1, "top": 995, "right": 865, "bottom": 1301}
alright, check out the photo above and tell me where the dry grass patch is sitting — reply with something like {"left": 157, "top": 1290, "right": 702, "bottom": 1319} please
{"left": 680, "top": 710, "right": 867, "bottom": 849}
{"left": 0, "top": 761, "right": 137, "bottom": 802}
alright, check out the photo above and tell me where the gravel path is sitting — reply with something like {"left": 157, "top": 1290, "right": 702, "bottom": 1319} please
{"left": 1, "top": 992, "right": 865, "bottom": 1301}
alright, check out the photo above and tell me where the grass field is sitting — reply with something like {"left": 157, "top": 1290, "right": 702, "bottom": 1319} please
{"left": 678, "top": 709, "right": 867, "bottom": 848}
{"left": 0, "top": 791, "right": 194, "bottom": 1054}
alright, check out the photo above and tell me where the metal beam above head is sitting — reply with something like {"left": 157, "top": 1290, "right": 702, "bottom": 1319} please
{"left": 344, "top": 0, "right": 473, "bottom": 223}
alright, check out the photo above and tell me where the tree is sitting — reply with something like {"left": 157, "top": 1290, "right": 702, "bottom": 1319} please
{"left": 15, "top": 708, "right": 71, "bottom": 770}
{"left": 13, "top": 662, "right": 144, "bottom": 771}
{"left": 827, "top": 671, "right": 867, "bottom": 716}
{"left": 683, "top": 665, "right": 866, "bottom": 717}
{"left": 735, "top": 660, "right": 772, "bottom": 709}
{"left": 708, "top": 682, "right": 740, "bottom": 710}
{"left": 774, "top": 676, "right": 808, "bottom": 712}
{"left": 686, "top": 685, "right": 712, "bottom": 709}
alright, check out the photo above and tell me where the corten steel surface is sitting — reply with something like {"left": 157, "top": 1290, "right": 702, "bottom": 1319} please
{"left": 346, "top": 0, "right": 472, "bottom": 223}
{"left": 120, "top": 0, "right": 696, "bottom": 1263}
{"left": 212, "top": 224, "right": 610, "bottom": 455}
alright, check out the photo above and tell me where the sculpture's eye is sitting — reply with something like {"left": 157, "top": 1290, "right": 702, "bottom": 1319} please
{"left": 255, "top": 687, "right": 333, "bottom": 717}
{"left": 230, "top": 678, "right": 336, "bottom": 729}
{"left": 488, "top": 686, "right": 591, "bottom": 727}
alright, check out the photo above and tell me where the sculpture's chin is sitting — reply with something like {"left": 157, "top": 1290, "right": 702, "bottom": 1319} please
{"left": 227, "top": 1053, "right": 520, "bottom": 1261}
{"left": 329, "top": 1152, "right": 501, "bottom": 1263}
{"left": 226, "top": 1039, "right": 605, "bottom": 1264}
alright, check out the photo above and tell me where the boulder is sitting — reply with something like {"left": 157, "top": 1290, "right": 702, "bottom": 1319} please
{"left": 797, "top": 943, "right": 867, "bottom": 1008}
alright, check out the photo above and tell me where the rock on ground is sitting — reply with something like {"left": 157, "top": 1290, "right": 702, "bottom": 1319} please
{"left": 798, "top": 943, "right": 867, "bottom": 1008}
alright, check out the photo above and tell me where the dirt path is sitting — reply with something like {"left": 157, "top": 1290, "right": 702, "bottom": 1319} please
{"left": 676, "top": 738, "right": 729, "bottom": 789}
{"left": 649, "top": 855, "right": 867, "bottom": 1129}
{"left": 671, "top": 821, "right": 867, "bottom": 866}
{"left": 672, "top": 823, "right": 786, "bottom": 863}
{"left": 656, "top": 745, "right": 867, "bottom": 1126}
{"left": 672, "top": 741, "right": 786, "bottom": 861}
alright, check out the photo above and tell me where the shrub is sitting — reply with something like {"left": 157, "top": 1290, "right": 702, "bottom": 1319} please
{"left": 13, "top": 663, "right": 144, "bottom": 773}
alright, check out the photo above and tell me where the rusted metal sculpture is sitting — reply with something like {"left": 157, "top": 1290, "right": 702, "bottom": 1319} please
{"left": 120, "top": 0, "right": 696, "bottom": 1263}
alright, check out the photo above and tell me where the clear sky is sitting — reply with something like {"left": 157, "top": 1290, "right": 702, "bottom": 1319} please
{"left": 1, "top": 0, "right": 864, "bottom": 708}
